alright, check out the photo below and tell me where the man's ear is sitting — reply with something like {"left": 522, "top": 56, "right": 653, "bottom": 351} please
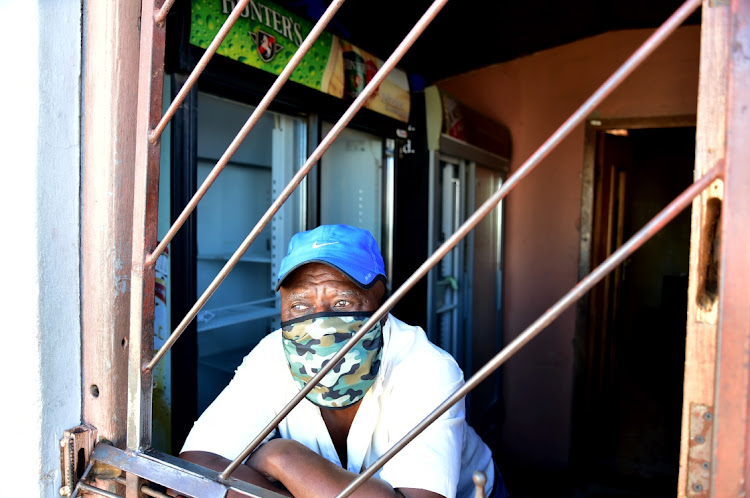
{"left": 378, "top": 283, "right": 390, "bottom": 327}
{"left": 377, "top": 280, "right": 389, "bottom": 305}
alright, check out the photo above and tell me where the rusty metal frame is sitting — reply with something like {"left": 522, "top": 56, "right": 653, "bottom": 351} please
{"left": 710, "top": 0, "right": 750, "bottom": 495}
{"left": 81, "top": 1, "right": 141, "bottom": 478}
{"left": 110, "top": 0, "right": 750, "bottom": 495}
{"left": 127, "top": 12, "right": 166, "bottom": 498}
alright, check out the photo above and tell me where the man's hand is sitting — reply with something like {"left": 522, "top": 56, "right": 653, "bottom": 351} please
{"left": 246, "top": 439, "right": 443, "bottom": 498}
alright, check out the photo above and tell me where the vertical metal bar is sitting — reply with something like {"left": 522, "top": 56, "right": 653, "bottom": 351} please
{"left": 128, "top": 0, "right": 166, "bottom": 470}
{"left": 80, "top": 2, "right": 140, "bottom": 495}
{"left": 677, "top": 3, "right": 729, "bottom": 494}
{"left": 711, "top": 0, "right": 750, "bottom": 494}
{"left": 81, "top": 2, "right": 140, "bottom": 483}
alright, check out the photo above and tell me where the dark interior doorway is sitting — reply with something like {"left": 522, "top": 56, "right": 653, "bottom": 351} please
{"left": 573, "top": 124, "right": 696, "bottom": 496}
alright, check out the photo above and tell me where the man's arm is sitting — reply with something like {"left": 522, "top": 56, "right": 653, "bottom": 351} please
{"left": 247, "top": 439, "right": 444, "bottom": 498}
{"left": 179, "top": 450, "right": 292, "bottom": 497}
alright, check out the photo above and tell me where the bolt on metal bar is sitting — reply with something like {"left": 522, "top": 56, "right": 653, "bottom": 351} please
{"left": 338, "top": 162, "right": 724, "bottom": 498}
{"left": 146, "top": 0, "right": 452, "bottom": 374}
{"left": 147, "top": 0, "right": 345, "bottom": 266}
{"left": 216, "top": 0, "right": 700, "bottom": 478}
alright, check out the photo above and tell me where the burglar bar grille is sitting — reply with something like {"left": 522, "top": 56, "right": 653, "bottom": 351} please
{"left": 107, "top": 0, "right": 742, "bottom": 496}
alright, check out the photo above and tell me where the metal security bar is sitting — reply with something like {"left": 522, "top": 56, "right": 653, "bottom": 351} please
{"left": 143, "top": 0, "right": 452, "bottom": 372}
{"left": 709, "top": 0, "right": 750, "bottom": 494}
{"left": 110, "top": 0, "right": 749, "bottom": 496}
{"left": 219, "top": 0, "right": 703, "bottom": 483}
{"left": 146, "top": 0, "right": 346, "bottom": 264}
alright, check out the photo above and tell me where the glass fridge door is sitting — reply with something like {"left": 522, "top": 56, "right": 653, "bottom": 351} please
{"left": 319, "top": 123, "right": 384, "bottom": 249}
{"left": 195, "top": 92, "right": 306, "bottom": 412}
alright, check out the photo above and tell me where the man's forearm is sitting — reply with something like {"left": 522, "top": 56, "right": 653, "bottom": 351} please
{"left": 179, "top": 450, "right": 292, "bottom": 497}
{"left": 247, "top": 439, "right": 440, "bottom": 498}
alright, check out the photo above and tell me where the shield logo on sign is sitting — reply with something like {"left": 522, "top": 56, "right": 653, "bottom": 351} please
{"left": 250, "top": 29, "right": 284, "bottom": 63}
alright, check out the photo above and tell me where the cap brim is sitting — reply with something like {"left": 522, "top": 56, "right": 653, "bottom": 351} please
{"left": 275, "top": 259, "right": 385, "bottom": 291}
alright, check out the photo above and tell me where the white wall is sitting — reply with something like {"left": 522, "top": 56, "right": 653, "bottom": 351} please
{"left": 0, "top": 0, "right": 82, "bottom": 496}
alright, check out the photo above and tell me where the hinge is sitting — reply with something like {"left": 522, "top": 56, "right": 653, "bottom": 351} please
{"left": 686, "top": 403, "right": 713, "bottom": 497}
{"left": 59, "top": 425, "right": 98, "bottom": 496}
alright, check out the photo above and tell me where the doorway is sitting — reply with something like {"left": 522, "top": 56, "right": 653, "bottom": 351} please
{"left": 573, "top": 122, "right": 696, "bottom": 495}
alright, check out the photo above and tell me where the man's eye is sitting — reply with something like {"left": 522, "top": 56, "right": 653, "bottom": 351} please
{"left": 292, "top": 303, "right": 309, "bottom": 311}
{"left": 334, "top": 300, "right": 350, "bottom": 308}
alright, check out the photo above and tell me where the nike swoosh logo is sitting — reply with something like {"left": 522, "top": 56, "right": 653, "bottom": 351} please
{"left": 312, "top": 241, "right": 339, "bottom": 249}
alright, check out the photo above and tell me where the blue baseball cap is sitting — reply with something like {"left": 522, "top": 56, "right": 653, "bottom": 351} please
{"left": 276, "top": 224, "right": 386, "bottom": 290}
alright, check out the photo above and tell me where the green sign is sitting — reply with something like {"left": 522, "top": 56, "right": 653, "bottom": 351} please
{"left": 190, "top": 0, "right": 338, "bottom": 93}
{"left": 190, "top": 0, "right": 411, "bottom": 122}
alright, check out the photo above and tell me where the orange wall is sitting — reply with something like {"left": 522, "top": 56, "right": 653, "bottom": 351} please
{"left": 438, "top": 26, "right": 700, "bottom": 468}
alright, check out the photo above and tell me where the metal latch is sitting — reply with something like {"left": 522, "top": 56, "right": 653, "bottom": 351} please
{"left": 59, "top": 425, "right": 98, "bottom": 496}
{"left": 686, "top": 403, "right": 713, "bottom": 497}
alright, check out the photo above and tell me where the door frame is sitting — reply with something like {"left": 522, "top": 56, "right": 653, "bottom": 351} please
{"left": 571, "top": 114, "right": 696, "bottom": 475}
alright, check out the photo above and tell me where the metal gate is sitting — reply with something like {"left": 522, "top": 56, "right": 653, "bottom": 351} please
{"left": 69, "top": 0, "right": 750, "bottom": 496}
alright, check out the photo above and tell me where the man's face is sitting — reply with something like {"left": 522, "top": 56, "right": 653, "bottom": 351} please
{"left": 279, "top": 262, "right": 385, "bottom": 322}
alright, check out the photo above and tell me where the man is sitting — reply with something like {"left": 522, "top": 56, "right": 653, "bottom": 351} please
{"left": 181, "top": 224, "right": 506, "bottom": 497}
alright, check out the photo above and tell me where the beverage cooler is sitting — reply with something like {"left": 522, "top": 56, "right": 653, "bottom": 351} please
{"left": 158, "top": 0, "right": 414, "bottom": 453}
{"left": 422, "top": 85, "right": 511, "bottom": 427}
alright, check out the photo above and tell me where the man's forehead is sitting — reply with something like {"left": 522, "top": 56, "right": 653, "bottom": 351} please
{"left": 281, "top": 263, "right": 355, "bottom": 288}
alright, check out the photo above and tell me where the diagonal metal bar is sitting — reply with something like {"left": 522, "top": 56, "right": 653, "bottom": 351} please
{"left": 69, "top": 460, "right": 95, "bottom": 498}
{"left": 150, "top": 0, "right": 249, "bottom": 143}
{"left": 338, "top": 161, "right": 724, "bottom": 497}
{"left": 77, "top": 483, "right": 123, "bottom": 498}
{"left": 212, "top": 0, "right": 701, "bottom": 479}
{"left": 154, "top": 0, "right": 176, "bottom": 24}
{"left": 147, "top": 0, "right": 346, "bottom": 265}
{"left": 145, "top": 0, "right": 452, "bottom": 374}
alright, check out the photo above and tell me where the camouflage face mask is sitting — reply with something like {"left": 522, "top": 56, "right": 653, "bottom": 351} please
{"left": 281, "top": 311, "right": 383, "bottom": 409}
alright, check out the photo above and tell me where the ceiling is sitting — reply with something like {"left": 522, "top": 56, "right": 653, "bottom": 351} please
{"left": 278, "top": 0, "right": 702, "bottom": 83}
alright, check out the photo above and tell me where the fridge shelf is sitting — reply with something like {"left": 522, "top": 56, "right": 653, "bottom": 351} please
{"left": 197, "top": 252, "right": 272, "bottom": 264}
{"left": 197, "top": 299, "right": 278, "bottom": 332}
{"left": 198, "top": 348, "right": 250, "bottom": 375}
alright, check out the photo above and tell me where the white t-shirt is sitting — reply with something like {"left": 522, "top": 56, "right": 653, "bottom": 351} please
{"left": 182, "top": 314, "right": 495, "bottom": 498}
